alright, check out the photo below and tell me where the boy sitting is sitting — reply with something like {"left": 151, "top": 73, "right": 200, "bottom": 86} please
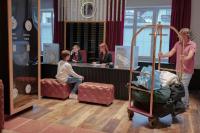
{"left": 56, "top": 50, "right": 84, "bottom": 99}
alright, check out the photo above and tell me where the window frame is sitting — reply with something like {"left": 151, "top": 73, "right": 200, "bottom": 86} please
{"left": 40, "top": 8, "right": 54, "bottom": 51}
{"left": 124, "top": 6, "right": 171, "bottom": 63}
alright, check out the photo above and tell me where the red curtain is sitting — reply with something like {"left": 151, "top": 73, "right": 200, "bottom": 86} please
{"left": 169, "top": 0, "right": 191, "bottom": 63}
{"left": 106, "top": 0, "right": 125, "bottom": 51}
{"left": 53, "top": 0, "right": 64, "bottom": 51}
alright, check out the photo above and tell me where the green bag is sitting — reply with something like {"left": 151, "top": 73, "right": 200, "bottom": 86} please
{"left": 133, "top": 86, "right": 171, "bottom": 104}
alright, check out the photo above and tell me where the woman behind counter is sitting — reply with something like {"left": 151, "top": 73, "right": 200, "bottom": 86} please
{"left": 70, "top": 44, "right": 82, "bottom": 63}
{"left": 98, "top": 43, "right": 112, "bottom": 64}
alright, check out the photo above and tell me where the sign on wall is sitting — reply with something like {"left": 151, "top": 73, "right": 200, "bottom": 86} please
{"left": 43, "top": 43, "right": 60, "bottom": 64}
{"left": 114, "top": 46, "right": 139, "bottom": 69}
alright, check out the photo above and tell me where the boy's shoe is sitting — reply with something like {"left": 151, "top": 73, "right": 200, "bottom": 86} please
{"left": 69, "top": 93, "right": 78, "bottom": 99}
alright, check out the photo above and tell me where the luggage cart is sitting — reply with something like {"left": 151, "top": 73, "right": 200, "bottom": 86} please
{"left": 127, "top": 24, "right": 185, "bottom": 128}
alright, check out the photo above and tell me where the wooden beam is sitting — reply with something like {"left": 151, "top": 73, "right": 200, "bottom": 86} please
{"left": 38, "top": 0, "right": 41, "bottom": 100}
{"left": 64, "top": 22, "right": 66, "bottom": 50}
{"left": 7, "top": 0, "right": 14, "bottom": 114}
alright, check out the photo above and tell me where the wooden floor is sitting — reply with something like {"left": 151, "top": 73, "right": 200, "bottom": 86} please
{"left": 14, "top": 95, "right": 37, "bottom": 109}
{"left": 3, "top": 91, "right": 200, "bottom": 133}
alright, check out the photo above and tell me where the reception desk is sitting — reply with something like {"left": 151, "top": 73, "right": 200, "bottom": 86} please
{"left": 42, "top": 63, "right": 134, "bottom": 100}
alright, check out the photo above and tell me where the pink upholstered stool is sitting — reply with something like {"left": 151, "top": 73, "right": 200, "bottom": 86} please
{"left": 41, "top": 78, "right": 71, "bottom": 99}
{"left": 78, "top": 82, "right": 114, "bottom": 105}
{"left": 15, "top": 76, "right": 37, "bottom": 94}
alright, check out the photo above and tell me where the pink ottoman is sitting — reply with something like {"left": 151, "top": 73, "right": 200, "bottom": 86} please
{"left": 41, "top": 78, "right": 71, "bottom": 99}
{"left": 78, "top": 82, "right": 114, "bottom": 105}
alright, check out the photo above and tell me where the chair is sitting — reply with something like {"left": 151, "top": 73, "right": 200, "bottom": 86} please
{"left": 80, "top": 50, "right": 87, "bottom": 63}
{"left": 110, "top": 51, "right": 115, "bottom": 63}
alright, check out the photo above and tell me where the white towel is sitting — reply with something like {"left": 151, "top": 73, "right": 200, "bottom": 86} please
{"left": 160, "top": 71, "right": 179, "bottom": 86}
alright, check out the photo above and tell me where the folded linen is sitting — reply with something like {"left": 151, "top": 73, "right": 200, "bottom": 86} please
{"left": 160, "top": 71, "right": 179, "bottom": 86}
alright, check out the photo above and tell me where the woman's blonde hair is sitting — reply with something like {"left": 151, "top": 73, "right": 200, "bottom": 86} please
{"left": 73, "top": 44, "right": 80, "bottom": 50}
{"left": 99, "top": 43, "right": 109, "bottom": 53}
{"left": 179, "top": 28, "right": 191, "bottom": 38}
{"left": 72, "top": 42, "right": 80, "bottom": 50}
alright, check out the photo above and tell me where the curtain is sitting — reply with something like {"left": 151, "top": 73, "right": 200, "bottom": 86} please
{"left": 53, "top": 0, "right": 64, "bottom": 51}
{"left": 169, "top": 0, "right": 191, "bottom": 63}
{"left": 106, "top": 0, "right": 125, "bottom": 51}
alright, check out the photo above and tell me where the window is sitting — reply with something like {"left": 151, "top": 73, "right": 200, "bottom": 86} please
{"left": 123, "top": 7, "right": 171, "bottom": 62}
{"left": 41, "top": 9, "right": 54, "bottom": 51}
{"left": 124, "top": 9, "right": 134, "bottom": 46}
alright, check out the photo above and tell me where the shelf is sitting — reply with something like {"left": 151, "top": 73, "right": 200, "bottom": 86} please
{"left": 130, "top": 86, "right": 151, "bottom": 93}
{"left": 14, "top": 94, "right": 38, "bottom": 109}
{"left": 159, "top": 67, "right": 176, "bottom": 72}
{"left": 128, "top": 106, "right": 152, "bottom": 118}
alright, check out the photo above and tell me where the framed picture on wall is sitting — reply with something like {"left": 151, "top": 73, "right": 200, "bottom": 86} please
{"left": 80, "top": 1, "right": 96, "bottom": 19}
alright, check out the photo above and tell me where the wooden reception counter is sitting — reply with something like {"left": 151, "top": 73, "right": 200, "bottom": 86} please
{"left": 42, "top": 63, "right": 133, "bottom": 100}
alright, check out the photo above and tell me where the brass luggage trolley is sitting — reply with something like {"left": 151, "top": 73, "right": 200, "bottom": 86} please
{"left": 127, "top": 24, "right": 185, "bottom": 127}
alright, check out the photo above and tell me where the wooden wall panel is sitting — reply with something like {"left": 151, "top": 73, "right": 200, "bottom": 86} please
{"left": 66, "top": 23, "right": 104, "bottom": 62}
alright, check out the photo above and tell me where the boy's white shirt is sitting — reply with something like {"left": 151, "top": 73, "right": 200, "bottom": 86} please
{"left": 56, "top": 60, "right": 82, "bottom": 83}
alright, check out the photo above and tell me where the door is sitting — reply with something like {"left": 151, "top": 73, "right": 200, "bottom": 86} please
{"left": 7, "top": 0, "right": 41, "bottom": 115}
